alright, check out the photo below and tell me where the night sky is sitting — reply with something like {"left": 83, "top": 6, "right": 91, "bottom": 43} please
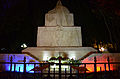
{"left": 0, "top": 0, "right": 120, "bottom": 53}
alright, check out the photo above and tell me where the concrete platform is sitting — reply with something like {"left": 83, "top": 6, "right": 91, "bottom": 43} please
{"left": 22, "top": 46, "right": 97, "bottom": 61}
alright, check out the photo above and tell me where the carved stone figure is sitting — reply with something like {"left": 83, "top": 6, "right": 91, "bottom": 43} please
{"left": 45, "top": 0, "right": 74, "bottom": 26}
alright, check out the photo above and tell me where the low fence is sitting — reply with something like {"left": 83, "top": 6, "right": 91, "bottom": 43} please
{"left": 0, "top": 56, "right": 120, "bottom": 79}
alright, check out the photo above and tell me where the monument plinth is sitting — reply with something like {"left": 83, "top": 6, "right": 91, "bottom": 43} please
{"left": 22, "top": 0, "right": 97, "bottom": 61}
{"left": 37, "top": 27, "right": 82, "bottom": 46}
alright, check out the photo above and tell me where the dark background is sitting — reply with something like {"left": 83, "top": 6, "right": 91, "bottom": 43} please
{"left": 0, "top": 0, "right": 120, "bottom": 53}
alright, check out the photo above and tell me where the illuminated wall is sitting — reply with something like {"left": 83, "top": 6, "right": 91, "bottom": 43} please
{"left": 0, "top": 54, "right": 39, "bottom": 73}
{"left": 0, "top": 53, "right": 120, "bottom": 73}
{"left": 82, "top": 53, "right": 120, "bottom": 72}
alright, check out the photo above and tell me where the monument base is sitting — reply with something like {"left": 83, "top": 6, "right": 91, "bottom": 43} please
{"left": 37, "top": 27, "right": 82, "bottom": 46}
{"left": 22, "top": 47, "right": 97, "bottom": 61}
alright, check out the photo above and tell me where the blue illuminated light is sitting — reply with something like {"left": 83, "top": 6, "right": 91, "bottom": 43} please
{"left": 0, "top": 54, "right": 39, "bottom": 73}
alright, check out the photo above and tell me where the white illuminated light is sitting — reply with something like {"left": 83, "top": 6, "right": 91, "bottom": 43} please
{"left": 69, "top": 56, "right": 76, "bottom": 60}
{"left": 21, "top": 43, "right": 27, "bottom": 48}
{"left": 51, "top": 64, "right": 68, "bottom": 69}
{"left": 99, "top": 47, "right": 105, "bottom": 52}
{"left": 69, "top": 51, "right": 76, "bottom": 60}
{"left": 43, "top": 56, "right": 48, "bottom": 61}
{"left": 62, "top": 65, "right": 68, "bottom": 69}
{"left": 43, "top": 51, "right": 50, "bottom": 61}
{"left": 51, "top": 64, "right": 56, "bottom": 68}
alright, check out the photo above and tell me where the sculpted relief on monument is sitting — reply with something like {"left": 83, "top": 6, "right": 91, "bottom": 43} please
{"left": 45, "top": 0, "right": 74, "bottom": 26}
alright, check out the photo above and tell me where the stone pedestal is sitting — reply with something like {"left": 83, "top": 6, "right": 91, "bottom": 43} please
{"left": 37, "top": 26, "right": 82, "bottom": 46}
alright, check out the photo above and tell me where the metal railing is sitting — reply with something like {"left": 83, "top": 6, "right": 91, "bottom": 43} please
{"left": 0, "top": 56, "right": 120, "bottom": 79}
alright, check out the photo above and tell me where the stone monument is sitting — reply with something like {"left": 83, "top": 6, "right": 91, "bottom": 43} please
{"left": 22, "top": 0, "right": 97, "bottom": 61}
{"left": 45, "top": 0, "right": 73, "bottom": 26}
{"left": 37, "top": 0, "right": 82, "bottom": 46}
